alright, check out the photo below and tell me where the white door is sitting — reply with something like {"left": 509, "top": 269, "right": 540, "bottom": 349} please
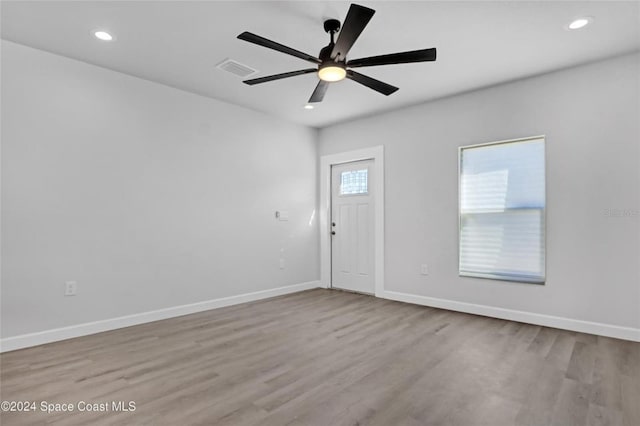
{"left": 331, "top": 160, "right": 375, "bottom": 294}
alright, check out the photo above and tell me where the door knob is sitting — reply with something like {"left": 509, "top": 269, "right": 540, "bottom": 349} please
{"left": 332, "top": 222, "right": 336, "bottom": 227}
{"left": 331, "top": 231, "right": 336, "bottom": 235}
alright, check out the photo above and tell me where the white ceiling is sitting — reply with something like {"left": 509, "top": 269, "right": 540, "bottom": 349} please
{"left": 2, "top": 1, "right": 639, "bottom": 128}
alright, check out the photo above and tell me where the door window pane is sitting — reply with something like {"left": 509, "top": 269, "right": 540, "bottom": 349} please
{"left": 341, "top": 169, "right": 368, "bottom": 195}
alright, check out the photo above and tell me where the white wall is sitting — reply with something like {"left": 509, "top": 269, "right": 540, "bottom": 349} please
{"left": 1, "top": 40, "right": 319, "bottom": 339}
{"left": 319, "top": 53, "right": 640, "bottom": 334}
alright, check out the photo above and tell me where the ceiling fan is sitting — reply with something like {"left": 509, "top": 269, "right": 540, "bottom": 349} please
{"left": 237, "top": 3, "right": 437, "bottom": 103}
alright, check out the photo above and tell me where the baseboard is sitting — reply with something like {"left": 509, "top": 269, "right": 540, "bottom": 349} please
{"left": 0, "top": 281, "right": 321, "bottom": 353}
{"left": 382, "top": 290, "right": 640, "bottom": 342}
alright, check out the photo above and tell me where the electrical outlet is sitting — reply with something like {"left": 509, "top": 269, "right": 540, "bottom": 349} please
{"left": 420, "top": 264, "right": 429, "bottom": 275}
{"left": 65, "top": 281, "right": 77, "bottom": 296}
{"left": 279, "top": 258, "right": 285, "bottom": 269}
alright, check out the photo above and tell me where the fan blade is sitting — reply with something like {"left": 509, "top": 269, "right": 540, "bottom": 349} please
{"left": 238, "top": 32, "right": 321, "bottom": 64}
{"left": 243, "top": 69, "right": 317, "bottom": 85}
{"left": 346, "top": 70, "right": 398, "bottom": 96}
{"left": 309, "top": 80, "right": 330, "bottom": 103}
{"left": 330, "top": 4, "right": 375, "bottom": 61}
{"left": 347, "top": 48, "right": 437, "bottom": 68}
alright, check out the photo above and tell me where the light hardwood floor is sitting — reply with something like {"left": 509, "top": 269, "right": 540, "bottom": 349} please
{"left": 1, "top": 288, "right": 638, "bottom": 425}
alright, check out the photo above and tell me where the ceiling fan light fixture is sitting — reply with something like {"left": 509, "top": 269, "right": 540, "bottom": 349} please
{"left": 318, "top": 65, "right": 346, "bottom": 82}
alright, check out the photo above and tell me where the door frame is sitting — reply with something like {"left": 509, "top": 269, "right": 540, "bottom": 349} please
{"left": 319, "top": 146, "right": 384, "bottom": 297}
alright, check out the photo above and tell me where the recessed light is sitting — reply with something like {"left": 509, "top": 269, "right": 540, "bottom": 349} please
{"left": 304, "top": 104, "right": 314, "bottom": 110}
{"left": 567, "top": 17, "right": 593, "bottom": 30}
{"left": 94, "top": 31, "right": 114, "bottom": 41}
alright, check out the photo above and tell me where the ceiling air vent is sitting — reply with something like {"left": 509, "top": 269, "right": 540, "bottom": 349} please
{"left": 216, "top": 59, "right": 257, "bottom": 78}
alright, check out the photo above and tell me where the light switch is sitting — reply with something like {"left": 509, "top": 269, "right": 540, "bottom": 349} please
{"left": 278, "top": 210, "right": 289, "bottom": 221}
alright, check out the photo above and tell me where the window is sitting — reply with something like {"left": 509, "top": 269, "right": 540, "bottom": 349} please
{"left": 340, "top": 169, "right": 368, "bottom": 195}
{"left": 459, "top": 136, "right": 545, "bottom": 283}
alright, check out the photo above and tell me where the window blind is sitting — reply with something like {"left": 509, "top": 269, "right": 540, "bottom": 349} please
{"left": 459, "top": 137, "right": 546, "bottom": 283}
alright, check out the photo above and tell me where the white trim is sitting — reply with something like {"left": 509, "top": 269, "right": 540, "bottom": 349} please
{"left": 382, "top": 290, "right": 640, "bottom": 342}
{"left": 0, "top": 281, "right": 320, "bottom": 353}
{"left": 320, "top": 146, "right": 385, "bottom": 297}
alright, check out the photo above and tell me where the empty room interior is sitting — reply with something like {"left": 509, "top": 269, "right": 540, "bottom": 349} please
{"left": 1, "top": 1, "right": 639, "bottom": 425}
